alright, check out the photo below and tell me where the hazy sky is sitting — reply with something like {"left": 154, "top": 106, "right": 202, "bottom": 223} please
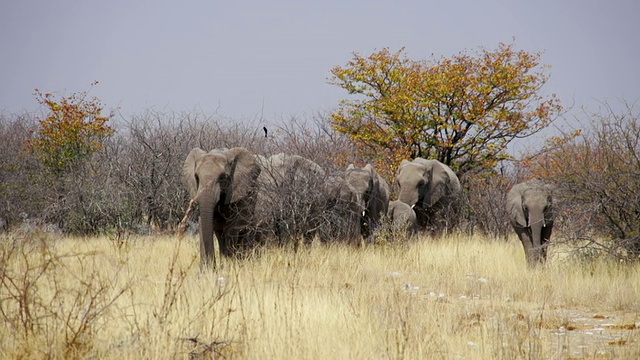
{"left": 1, "top": 0, "right": 638, "bottom": 123}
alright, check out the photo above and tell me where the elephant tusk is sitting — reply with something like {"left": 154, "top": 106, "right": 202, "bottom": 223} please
{"left": 411, "top": 204, "right": 415, "bottom": 209}
{"left": 362, "top": 210, "right": 366, "bottom": 217}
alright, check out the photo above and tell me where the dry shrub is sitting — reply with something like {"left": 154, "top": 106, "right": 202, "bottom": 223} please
{"left": 264, "top": 112, "right": 362, "bottom": 173}
{"left": 0, "top": 108, "right": 370, "bottom": 237}
{"left": 0, "top": 112, "right": 51, "bottom": 230}
{"left": 0, "top": 233, "right": 130, "bottom": 358}
{"left": 457, "top": 171, "right": 513, "bottom": 239}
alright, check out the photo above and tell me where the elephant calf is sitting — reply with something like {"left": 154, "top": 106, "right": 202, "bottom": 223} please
{"left": 506, "top": 179, "right": 554, "bottom": 266}
{"left": 387, "top": 200, "right": 418, "bottom": 236}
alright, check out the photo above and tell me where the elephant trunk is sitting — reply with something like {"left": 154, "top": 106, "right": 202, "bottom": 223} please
{"left": 197, "top": 187, "right": 221, "bottom": 269}
{"left": 528, "top": 212, "right": 546, "bottom": 264}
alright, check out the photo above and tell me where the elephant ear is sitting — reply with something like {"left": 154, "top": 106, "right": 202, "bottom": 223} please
{"left": 224, "top": 147, "right": 261, "bottom": 204}
{"left": 364, "top": 163, "right": 380, "bottom": 196}
{"left": 367, "top": 164, "right": 390, "bottom": 212}
{"left": 421, "top": 162, "right": 437, "bottom": 207}
{"left": 378, "top": 172, "right": 390, "bottom": 200}
{"left": 395, "top": 159, "right": 412, "bottom": 186}
{"left": 506, "top": 184, "right": 527, "bottom": 227}
{"left": 183, "top": 148, "right": 207, "bottom": 199}
{"left": 364, "top": 164, "right": 376, "bottom": 183}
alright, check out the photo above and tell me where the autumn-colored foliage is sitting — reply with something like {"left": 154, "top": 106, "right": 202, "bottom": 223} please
{"left": 517, "top": 129, "right": 583, "bottom": 180}
{"left": 330, "top": 42, "right": 563, "bottom": 175}
{"left": 27, "top": 82, "right": 114, "bottom": 174}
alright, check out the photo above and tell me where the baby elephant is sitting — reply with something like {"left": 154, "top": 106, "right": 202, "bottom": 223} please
{"left": 387, "top": 200, "right": 418, "bottom": 236}
{"left": 506, "top": 180, "right": 554, "bottom": 266}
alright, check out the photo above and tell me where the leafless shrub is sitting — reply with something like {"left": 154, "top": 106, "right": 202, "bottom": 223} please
{"left": 0, "top": 112, "right": 52, "bottom": 230}
{"left": 111, "top": 110, "right": 196, "bottom": 231}
{"left": 457, "top": 171, "right": 512, "bottom": 239}
{"left": 266, "top": 112, "right": 362, "bottom": 173}
{"left": 255, "top": 154, "right": 331, "bottom": 247}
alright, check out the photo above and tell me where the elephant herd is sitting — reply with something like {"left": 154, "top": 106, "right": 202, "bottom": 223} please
{"left": 183, "top": 147, "right": 553, "bottom": 269}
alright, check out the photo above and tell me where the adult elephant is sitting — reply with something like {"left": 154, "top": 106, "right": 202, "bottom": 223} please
{"left": 183, "top": 147, "right": 261, "bottom": 268}
{"left": 506, "top": 179, "right": 554, "bottom": 266}
{"left": 256, "top": 153, "right": 326, "bottom": 245}
{"left": 395, "top": 158, "right": 461, "bottom": 233}
{"left": 344, "top": 164, "right": 390, "bottom": 242}
{"left": 387, "top": 200, "right": 418, "bottom": 236}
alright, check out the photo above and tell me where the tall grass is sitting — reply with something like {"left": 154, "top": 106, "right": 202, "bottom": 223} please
{"left": 1, "top": 232, "right": 639, "bottom": 359}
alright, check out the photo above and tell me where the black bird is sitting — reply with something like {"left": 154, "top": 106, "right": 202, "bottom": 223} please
{"left": 263, "top": 126, "right": 268, "bottom": 137}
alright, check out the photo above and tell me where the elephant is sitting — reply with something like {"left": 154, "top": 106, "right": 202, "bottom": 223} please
{"left": 387, "top": 200, "right": 418, "bottom": 236}
{"left": 344, "top": 163, "right": 390, "bottom": 242}
{"left": 318, "top": 173, "right": 360, "bottom": 242}
{"left": 506, "top": 179, "right": 554, "bottom": 266}
{"left": 395, "top": 158, "right": 461, "bottom": 233}
{"left": 183, "top": 147, "right": 261, "bottom": 268}
{"left": 255, "top": 153, "right": 326, "bottom": 245}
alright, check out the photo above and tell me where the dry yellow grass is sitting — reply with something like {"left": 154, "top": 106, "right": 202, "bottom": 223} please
{"left": 1, "top": 231, "right": 639, "bottom": 359}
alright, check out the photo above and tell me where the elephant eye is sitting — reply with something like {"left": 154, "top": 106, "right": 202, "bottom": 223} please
{"left": 195, "top": 174, "right": 200, "bottom": 187}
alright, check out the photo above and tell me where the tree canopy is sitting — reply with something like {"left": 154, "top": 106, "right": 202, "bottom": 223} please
{"left": 329, "top": 43, "right": 563, "bottom": 176}
{"left": 27, "top": 82, "right": 114, "bottom": 174}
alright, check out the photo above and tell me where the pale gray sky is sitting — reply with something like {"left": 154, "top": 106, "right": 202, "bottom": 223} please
{"left": 1, "top": 0, "right": 638, "bottom": 122}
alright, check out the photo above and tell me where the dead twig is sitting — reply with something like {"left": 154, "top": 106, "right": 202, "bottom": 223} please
{"left": 177, "top": 199, "right": 196, "bottom": 239}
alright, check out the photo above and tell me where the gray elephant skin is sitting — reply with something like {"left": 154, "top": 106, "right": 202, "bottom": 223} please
{"left": 396, "top": 158, "right": 461, "bottom": 232}
{"left": 183, "top": 147, "right": 261, "bottom": 268}
{"left": 344, "top": 163, "right": 390, "bottom": 242}
{"left": 387, "top": 200, "right": 418, "bottom": 235}
{"left": 506, "top": 179, "right": 554, "bottom": 266}
{"left": 256, "top": 153, "right": 326, "bottom": 245}
{"left": 318, "top": 173, "right": 359, "bottom": 242}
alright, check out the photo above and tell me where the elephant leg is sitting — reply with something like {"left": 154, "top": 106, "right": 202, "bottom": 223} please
{"left": 539, "top": 224, "right": 553, "bottom": 263}
{"left": 414, "top": 207, "right": 429, "bottom": 230}
{"left": 215, "top": 228, "right": 232, "bottom": 258}
{"left": 515, "top": 227, "right": 537, "bottom": 266}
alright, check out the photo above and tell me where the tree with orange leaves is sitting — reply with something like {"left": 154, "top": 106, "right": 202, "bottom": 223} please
{"left": 27, "top": 82, "right": 114, "bottom": 174}
{"left": 329, "top": 43, "right": 563, "bottom": 176}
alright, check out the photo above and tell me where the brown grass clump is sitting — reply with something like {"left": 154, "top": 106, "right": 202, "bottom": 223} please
{"left": 1, "top": 232, "right": 639, "bottom": 359}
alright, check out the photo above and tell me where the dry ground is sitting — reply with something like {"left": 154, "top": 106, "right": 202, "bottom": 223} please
{"left": 1, "top": 231, "right": 639, "bottom": 359}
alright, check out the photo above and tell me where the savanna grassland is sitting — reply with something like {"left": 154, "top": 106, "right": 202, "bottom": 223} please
{"left": 1, "top": 232, "right": 639, "bottom": 360}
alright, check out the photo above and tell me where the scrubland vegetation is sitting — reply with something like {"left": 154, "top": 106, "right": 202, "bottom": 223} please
{"left": 2, "top": 43, "right": 640, "bottom": 358}
{"left": 1, "top": 232, "right": 639, "bottom": 359}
